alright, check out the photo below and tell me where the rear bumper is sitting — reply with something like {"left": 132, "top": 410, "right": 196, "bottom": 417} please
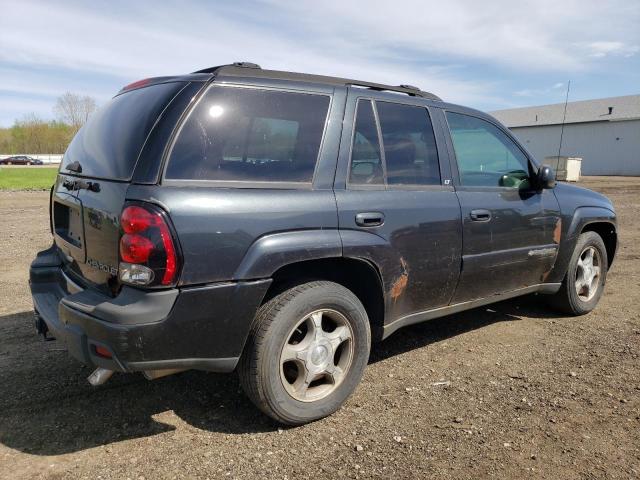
{"left": 29, "top": 246, "right": 271, "bottom": 373}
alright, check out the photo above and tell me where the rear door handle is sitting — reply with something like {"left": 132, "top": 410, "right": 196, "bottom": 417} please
{"left": 355, "top": 212, "right": 385, "bottom": 227}
{"left": 470, "top": 209, "right": 492, "bottom": 222}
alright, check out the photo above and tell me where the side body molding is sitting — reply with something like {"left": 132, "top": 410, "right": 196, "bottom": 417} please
{"left": 233, "top": 230, "right": 342, "bottom": 280}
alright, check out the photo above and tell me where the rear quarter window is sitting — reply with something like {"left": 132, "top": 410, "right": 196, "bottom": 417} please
{"left": 61, "top": 82, "right": 185, "bottom": 181}
{"left": 165, "top": 86, "right": 330, "bottom": 184}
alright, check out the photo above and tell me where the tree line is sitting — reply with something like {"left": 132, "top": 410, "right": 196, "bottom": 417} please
{"left": 0, "top": 93, "right": 97, "bottom": 154}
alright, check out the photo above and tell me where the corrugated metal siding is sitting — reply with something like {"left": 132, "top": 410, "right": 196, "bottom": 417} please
{"left": 510, "top": 120, "right": 640, "bottom": 176}
{"left": 490, "top": 94, "right": 640, "bottom": 128}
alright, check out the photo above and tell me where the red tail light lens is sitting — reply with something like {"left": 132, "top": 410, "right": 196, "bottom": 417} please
{"left": 118, "top": 204, "right": 180, "bottom": 286}
{"left": 120, "top": 234, "right": 154, "bottom": 263}
{"left": 121, "top": 206, "right": 153, "bottom": 234}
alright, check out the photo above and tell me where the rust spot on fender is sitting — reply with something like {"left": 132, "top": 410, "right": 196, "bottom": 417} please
{"left": 553, "top": 218, "right": 562, "bottom": 244}
{"left": 390, "top": 258, "right": 409, "bottom": 302}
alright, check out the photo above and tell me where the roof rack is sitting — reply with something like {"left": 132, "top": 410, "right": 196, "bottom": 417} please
{"left": 191, "top": 62, "right": 441, "bottom": 101}
{"left": 192, "top": 62, "right": 261, "bottom": 74}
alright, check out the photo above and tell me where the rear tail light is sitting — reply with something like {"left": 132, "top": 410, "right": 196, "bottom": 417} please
{"left": 118, "top": 204, "right": 180, "bottom": 287}
{"left": 93, "top": 345, "right": 113, "bottom": 359}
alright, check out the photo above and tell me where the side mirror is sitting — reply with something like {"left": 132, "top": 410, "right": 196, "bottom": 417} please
{"left": 537, "top": 165, "right": 556, "bottom": 189}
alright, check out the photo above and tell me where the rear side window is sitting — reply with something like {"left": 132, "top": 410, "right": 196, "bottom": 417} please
{"left": 61, "top": 82, "right": 185, "bottom": 181}
{"left": 166, "top": 87, "right": 330, "bottom": 184}
{"left": 376, "top": 102, "right": 440, "bottom": 186}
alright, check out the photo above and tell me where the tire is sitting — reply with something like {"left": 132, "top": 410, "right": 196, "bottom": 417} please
{"left": 238, "top": 281, "right": 371, "bottom": 425}
{"left": 550, "top": 231, "right": 608, "bottom": 315}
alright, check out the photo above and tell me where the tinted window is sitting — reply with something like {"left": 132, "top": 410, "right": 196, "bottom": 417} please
{"left": 166, "top": 87, "right": 330, "bottom": 183}
{"left": 377, "top": 102, "right": 440, "bottom": 186}
{"left": 61, "top": 82, "right": 184, "bottom": 181}
{"left": 446, "top": 112, "right": 531, "bottom": 188}
{"left": 349, "top": 100, "right": 383, "bottom": 185}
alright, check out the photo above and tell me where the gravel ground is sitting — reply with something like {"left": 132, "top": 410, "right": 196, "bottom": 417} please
{"left": 0, "top": 177, "right": 638, "bottom": 479}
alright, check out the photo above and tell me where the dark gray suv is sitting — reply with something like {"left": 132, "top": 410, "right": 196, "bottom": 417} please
{"left": 30, "top": 62, "right": 617, "bottom": 425}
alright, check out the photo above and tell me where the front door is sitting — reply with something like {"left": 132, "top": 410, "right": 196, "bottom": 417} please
{"left": 443, "top": 110, "right": 561, "bottom": 303}
{"left": 334, "top": 92, "right": 462, "bottom": 323}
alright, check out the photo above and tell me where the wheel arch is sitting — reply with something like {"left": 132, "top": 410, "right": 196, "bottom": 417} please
{"left": 580, "top": 221, "right": 617, "bottom": 268}
{"left": 262, "top": 257, "right": 386, "bottom": 342}
{"left": 546, "top": 206, "right": 617, "bottom": 283}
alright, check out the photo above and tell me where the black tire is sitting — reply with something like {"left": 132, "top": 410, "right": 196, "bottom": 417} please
{"left": 238, "top": 281, "right": 371, "bottom": 425}
{"left": 550, "top": 231, "right": 608, "bottom": 315}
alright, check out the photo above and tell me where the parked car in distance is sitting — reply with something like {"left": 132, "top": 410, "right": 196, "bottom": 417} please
{"left": 30, "top": 62, "right": 617, "bottom": 425}
{"left": 1, "top": 155, "right": 43, "bottom": 165}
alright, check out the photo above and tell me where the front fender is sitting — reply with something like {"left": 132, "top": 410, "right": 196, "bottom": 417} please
{"left": 546, "top": 206, "right": 617, "bottom": 283}
{"left": 566, "top": 206, "right": 616, "bottom": 240}
{"left": 233, "top": 230, "right": 342, "bottom": 280}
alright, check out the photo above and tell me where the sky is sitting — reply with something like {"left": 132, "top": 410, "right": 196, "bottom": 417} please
{"left": 0, "top": 0, "right": 639, "bottom": 127}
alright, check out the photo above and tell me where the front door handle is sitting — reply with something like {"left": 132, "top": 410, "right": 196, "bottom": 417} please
{"left": 355, "top": 212, "right": 385, "bottom": 227}
{"left": 470, "top": 209, "right": 492, "bottom": 222}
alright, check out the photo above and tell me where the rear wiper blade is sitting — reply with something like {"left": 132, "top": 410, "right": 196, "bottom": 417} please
{"left": 66, "top": 160, "right": 82, "bottom": 173}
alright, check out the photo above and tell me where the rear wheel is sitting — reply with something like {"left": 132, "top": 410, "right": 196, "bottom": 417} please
{"left": 550, "top": 231, "right": 608, "bottom": 315}
{"left": 238, "top": 281, "right": 371, "bottom": 425}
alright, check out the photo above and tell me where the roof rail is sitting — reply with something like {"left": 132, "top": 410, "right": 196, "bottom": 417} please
{"left": 348, "top": 82, "right": 439, "bottom": 100}
{"left": 190, "top": 63, "right": 441, "bottom": 101}
{"left": 192, "top": 62, "right": 261, "bottom": 74}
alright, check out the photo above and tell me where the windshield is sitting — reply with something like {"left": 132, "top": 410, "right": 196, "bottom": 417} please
{"left": 60, "top": 82, "right": 185, "bottom": 181}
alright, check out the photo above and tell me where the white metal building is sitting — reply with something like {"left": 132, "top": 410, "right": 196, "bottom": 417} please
{"left": 491, "top": 95, "right": 640, "bottom": 176}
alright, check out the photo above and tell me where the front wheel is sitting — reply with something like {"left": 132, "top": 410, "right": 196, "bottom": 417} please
{"left": 238, "top": 281, "right": 371, "bottom": 425}
{"left": 550, "top": 231, "right": 608, "bottom": 315}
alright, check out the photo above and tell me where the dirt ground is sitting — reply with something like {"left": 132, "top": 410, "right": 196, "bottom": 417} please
{"left": 0, "top": 177, "right": 638, "bottom": 479}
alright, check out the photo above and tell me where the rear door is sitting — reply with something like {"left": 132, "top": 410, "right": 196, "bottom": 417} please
{"left": 334, "top": 90, "right": 462, "bottom": 323}
{"left": 443, "top": 109, "right": 561, "bottom": 303}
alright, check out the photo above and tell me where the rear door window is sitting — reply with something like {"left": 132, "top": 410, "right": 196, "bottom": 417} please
{"left": 348, "top": 99, "right": 441, "bottom": 187}
{"left": 376, "top": 102, "right": 440, "bottom": 186}
{"left": 165, "top": 86, "right": 330, "bottom": 184}
{"left": 61, "top": 82, "right": 185, "bottom": 181}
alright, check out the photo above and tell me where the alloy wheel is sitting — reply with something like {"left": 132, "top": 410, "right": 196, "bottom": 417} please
{"left": 575, "top": 246, "right": 601, "bottom": 301}
{"left": 279, "top": 309, "right": 354, "bottom": 402}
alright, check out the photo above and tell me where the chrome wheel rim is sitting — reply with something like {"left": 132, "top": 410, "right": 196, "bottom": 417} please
{"left": 575, "top": 246, "right": 601, "bottom": 302}
{"left": 279, "top": 309, "right": 354, "bottom": 403}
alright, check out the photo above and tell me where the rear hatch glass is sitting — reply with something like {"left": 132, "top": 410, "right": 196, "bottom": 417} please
{"left": 60, "top": 81, "right": 186, "bottom": 181}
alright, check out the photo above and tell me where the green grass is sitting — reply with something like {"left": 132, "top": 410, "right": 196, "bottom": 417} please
{"left": 0, "top": 166, "right": 59, "bottom": 190}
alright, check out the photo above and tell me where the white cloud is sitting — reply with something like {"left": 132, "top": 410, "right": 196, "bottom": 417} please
{"left": 580, "top": 41, "right": 640, "bottom": 58}
{"left": 0, "top": 0, "right": 638, "bottom": 124}
{"left": 514, "top": 82, "right": 568, "bottom": 98}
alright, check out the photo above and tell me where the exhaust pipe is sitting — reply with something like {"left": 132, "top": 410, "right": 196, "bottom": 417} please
{"left": 143, "top": 368, "right": 186, "bottom": 380}
{"left": 87, "top": 367, "right": 114, "bottom": 386}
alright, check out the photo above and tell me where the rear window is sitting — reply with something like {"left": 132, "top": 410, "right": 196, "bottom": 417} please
{"left": 165, "top": 86, "right": 330, "bottom": 184}
{"left": 61, "top": 82, "right": 185, "bottom": 181}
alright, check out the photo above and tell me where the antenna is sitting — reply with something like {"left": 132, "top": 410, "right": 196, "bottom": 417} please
{"left": 557, "top": 80, "right": 571, "bottom": 159}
